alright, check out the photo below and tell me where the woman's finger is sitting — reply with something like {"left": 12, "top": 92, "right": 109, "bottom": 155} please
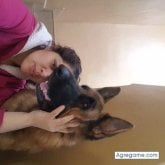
{"left": 50, "top": 105, "right": 65, "bottom": 118}
{"left": 60, "top": 128, "right": 75, "bottom": 134}
{"left": 60, "top": 115, "right": 75, "bottom": 123}
{"left": 67, "top": 122, "right": 80, "bottom": 128}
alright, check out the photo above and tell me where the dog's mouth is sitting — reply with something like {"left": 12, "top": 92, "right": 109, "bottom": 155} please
{"left": 36, "top": 81, "right": 51, "bottom": 103}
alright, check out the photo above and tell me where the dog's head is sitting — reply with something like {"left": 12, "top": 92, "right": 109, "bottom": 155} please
{"left": 36, "top": 65, "right": 133, "bottom": 140}
{"left": 36, "top": 64, "right": 80, "bottom": 111}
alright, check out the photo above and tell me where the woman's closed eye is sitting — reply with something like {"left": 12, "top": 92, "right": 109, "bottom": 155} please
{"left": 51, "top": 60, "right": 57, "bottom": 70}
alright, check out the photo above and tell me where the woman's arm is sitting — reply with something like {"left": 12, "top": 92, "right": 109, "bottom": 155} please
{"left": 0, "top": 111, "right": 33, "bottom": 133}
{"left": 0, "top": 105, "right": 79, "bottom": 133}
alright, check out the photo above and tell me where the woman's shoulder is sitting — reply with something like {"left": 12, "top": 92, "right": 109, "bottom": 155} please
{"left": 0, "top": 0, "right": 36, "bottom": 34}
{"left": 0, "top": 0, "right": 37, "bottom": 62}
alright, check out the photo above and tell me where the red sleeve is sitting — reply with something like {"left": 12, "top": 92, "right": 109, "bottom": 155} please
{"left": 0, "top": 69, "right": 26, "bottom": 126}
{"left": 0, "top": 69, "right": 26, "bottom": 102}
{"left": 0, "top": 107, "right": 5, "bottom": 126}
{"left": 0, "top": 0, "right": 37, "bottom": 62}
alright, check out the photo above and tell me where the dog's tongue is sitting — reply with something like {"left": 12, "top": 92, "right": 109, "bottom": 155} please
{"left": 40, "top": 81, "right": 48, "bottom": 90}
{"left": 40, "top": 81, "right": 51, "bottom": 101}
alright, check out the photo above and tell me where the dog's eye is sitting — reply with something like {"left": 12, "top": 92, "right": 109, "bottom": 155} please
{"left": 81, "top": 85, "right": 90, "bottom": 90}
{"left": 77, "top": 95, "right": 96, "bottom": 110}
{"left": 82, "top": 102, "right": 90, "bottom": 109}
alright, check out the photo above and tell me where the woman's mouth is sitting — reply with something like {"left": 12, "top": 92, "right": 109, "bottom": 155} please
{"left": 30, "top": 63, "right": 36, "bottom": 76}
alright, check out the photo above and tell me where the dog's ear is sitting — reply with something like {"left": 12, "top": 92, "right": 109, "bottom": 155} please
{"left": 85, "top": 114, "right": 133, "bottom": 140}
{"left": 97, "top": 87, "right": 120, "bottom": 103}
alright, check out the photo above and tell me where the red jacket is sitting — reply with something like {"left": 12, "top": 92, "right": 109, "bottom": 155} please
{"left": 0, "top": 0, "right": 36, "bottom": 126}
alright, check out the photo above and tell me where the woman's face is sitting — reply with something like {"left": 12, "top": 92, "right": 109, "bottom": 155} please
{"left": 21, "top": 49, "right": 71, "bottom": 83}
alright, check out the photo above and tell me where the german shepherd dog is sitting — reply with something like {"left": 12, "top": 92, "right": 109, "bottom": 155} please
{"left": 0, "top": 65, "right": 133, "bottom": 153}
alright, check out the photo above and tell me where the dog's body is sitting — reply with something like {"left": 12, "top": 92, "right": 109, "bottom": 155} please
{"left": 0, "top": 65, "right": 133, "bottom": 153}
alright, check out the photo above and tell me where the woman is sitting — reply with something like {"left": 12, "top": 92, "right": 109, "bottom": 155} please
{"left": 0, "top": 0, "right": 82, "bottom": 133}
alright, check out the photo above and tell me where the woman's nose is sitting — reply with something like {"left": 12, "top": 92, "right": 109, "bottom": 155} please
{"left": 39, "top": 67, "right": 52, "bottom": 78}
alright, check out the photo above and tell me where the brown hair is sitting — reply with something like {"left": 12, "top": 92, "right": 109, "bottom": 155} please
{"left": 51, "top": 45, "right": 82, "bottom": 81}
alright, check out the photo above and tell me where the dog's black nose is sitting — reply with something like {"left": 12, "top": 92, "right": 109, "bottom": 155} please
{"left": 57, "top": 65, "right": 70, "bottom": 79}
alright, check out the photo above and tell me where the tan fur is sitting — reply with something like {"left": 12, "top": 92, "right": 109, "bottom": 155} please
{"left": 0, "top": 89, "right": 102, "bottom": 153}
{"left": 0, "top": 87, "right": 130, "bottom": 153}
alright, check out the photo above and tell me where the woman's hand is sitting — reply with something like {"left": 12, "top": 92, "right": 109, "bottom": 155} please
{"left": 30, "top": 105, "right": 79, "bottom": 133}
